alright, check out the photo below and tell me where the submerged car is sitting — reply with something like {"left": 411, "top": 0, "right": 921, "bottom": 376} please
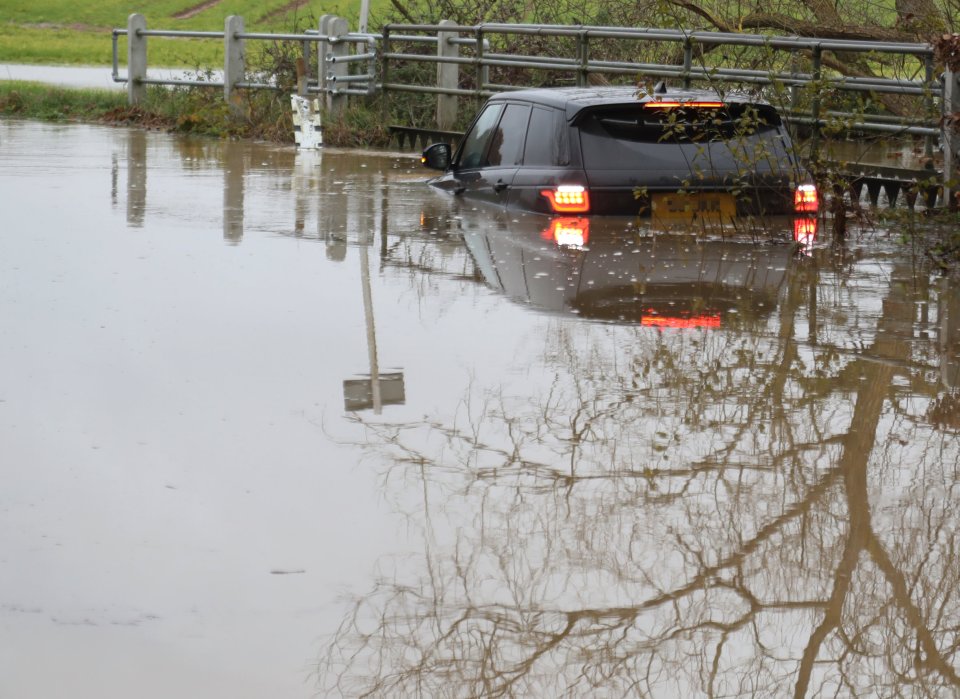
{"left": 421, "top": 86, "right": 818, "bottom": 219}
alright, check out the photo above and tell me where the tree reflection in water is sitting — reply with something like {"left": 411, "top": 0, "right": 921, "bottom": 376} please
{"left": 319, "top": 224, "right": 960, "bottom": 698}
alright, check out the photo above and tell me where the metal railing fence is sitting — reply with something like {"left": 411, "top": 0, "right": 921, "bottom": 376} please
{"left": 112, "top": 14, "right": 958, "bottom": 184}
{"left": 114, "top": 14, "right": 377, "bottom": 113}
{"left": 113, "top": 15, "right": 940, "bottom": 132}
{"left": 379, "top": 22, "right": 941, "bottom": 143}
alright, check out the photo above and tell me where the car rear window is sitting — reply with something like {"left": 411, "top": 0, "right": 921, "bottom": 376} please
{"left": 578, "top": 103, "right": 783, "bottom": 144}
{"left": 576, "top": 102, "right": 790, "bottom": 172}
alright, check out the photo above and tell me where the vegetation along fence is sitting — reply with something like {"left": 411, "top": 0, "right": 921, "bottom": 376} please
{"left": 114, "top": 14, "right": 960, "bottom": 205}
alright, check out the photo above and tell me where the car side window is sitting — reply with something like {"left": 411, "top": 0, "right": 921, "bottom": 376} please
{"left": 457, "top": 104, "right": 503, "bottom": 169}
{"left": 522, "top": 107, "right": 566, "bottom": 166}
{"left": 485, "top": 104, "right": 530, "bottom": 167}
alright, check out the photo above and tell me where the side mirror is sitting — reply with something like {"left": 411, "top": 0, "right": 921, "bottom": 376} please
{"left": 421, "top": 143, "right": 451, "bottom": 171}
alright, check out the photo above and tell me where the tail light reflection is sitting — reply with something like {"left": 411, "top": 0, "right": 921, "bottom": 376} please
{"left": 641, "top": 313, "right": 722, "bottom": 329}
{"left": 542, "top": 217, "right": 590, "bottom": 249}
{"left": 793, "top": 216, "right": 818, "bottom": 248}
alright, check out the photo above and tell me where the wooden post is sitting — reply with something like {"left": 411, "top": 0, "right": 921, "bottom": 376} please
{"left": 127, "top": 14, "right": 147, "bottom": 106}
{"left": 436, "top": 20, "right": 459, "bottom": 130}
{"left": 297, "top": 35, "right": 310, "bottom": 96}
{"left": 296, "top": 56, "right": 308, "bottom": 96}
{"left": 224, "top": 15, "right": 245, "bottom": 105}
{"left": 944, "top": 67, "right": 960, "bottom": 210}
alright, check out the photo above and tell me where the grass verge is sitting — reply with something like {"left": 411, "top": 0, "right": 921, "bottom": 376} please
{"left": 0, "top": 80, "right": 392, "bottom": 147}
{"left": 0, "top": 81, "right": 129, "bottom": 120}
{"left": 0, "top": 0, "right": 379, "bottom": 67}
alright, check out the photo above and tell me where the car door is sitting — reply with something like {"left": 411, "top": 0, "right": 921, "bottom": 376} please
{"left": 509, "top": 105, "right": 573, "bottom": 212}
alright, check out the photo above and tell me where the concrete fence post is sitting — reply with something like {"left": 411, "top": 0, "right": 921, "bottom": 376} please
{"left": 318, "top": 15, "right": 334, "bottom": 96}
{"left": 576, "top": 31, "right": 589, "bottom": 88}
{"left": 474, "top": 27, "right": 485, "bottom": 110}
{"left": 482, "top": 39, "right": 490, "bottom": 91}
{"left": 224, "top": 15, "right": 245, "bottom": 104}
{"left": 127, "top": 14, "right": 147, "bottom": 106}
{"left": 944, "top": 67, "right": 960, "bottom": 210}
{"left": 436, "top": 20, "right": 459, "bottom": 130}
{"left": 326, "top": 17, "right": 350, "bottom": 115}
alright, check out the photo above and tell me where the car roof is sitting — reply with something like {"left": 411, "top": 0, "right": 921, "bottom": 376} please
{"left": 486, "top": 86, "right": 769, "bottom": 121}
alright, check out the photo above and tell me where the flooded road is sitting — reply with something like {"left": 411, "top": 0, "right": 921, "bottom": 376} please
{"left": 1, "top": 119, "right": 960, "bottom": 698}
{"left": 0, "top": 64, "right": 198, "bottom": 91}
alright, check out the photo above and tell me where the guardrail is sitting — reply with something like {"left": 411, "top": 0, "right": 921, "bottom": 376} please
{"left": 113, "top": 14, "right": 377, "bottom": 114}
{"left": 380, "top": 23, "right": 941, "bottom": 142}
{"left": 112, "top": 14, "right": 959, "bottom": 202}
{"left": 113, "top": 15, "right": 939, "bottom": 131}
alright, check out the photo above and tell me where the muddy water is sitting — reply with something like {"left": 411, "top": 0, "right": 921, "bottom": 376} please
{"left": 1, "top": 120, "right": 959, "bottom": 698}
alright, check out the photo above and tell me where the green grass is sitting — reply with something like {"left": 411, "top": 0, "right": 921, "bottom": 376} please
{"left": 0, "top": 21, "right": 230, "bottom": 66}
{"left": 0, "top": 0, "right": 383, "bottom": 66}
{"left": 0, "top": 80, "right": 127, "bottom": 118}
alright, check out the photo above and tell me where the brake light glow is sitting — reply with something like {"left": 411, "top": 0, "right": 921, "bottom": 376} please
{"left": 541, "top": 217, "right": 590, "bottom": 248}
{"left": 793, "top": 216, "right": 818, "bottom": 247}
{"left": 641, "top": 313, "right": 722, "bottom": 329}
{"left": 541, "top": 185, "right": 590, "bottom": 214}
{"left": 644, "top": 101, "right": 724, "bottom": 109}
{"left": 794, "top": 184, "right": 818, "bottom": 213}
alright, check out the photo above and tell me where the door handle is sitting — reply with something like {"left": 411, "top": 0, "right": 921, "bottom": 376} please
{"left": 493, "top": 180, "right": 508, "bottom": 193}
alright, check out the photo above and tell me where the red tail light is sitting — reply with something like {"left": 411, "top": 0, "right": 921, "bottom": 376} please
{"left": 794, "top": 184, "right": 818, "bottom": 213}
{"left": 644, "top": 101, "right": 724, "bottom": 109}
{"left": 541, "top": 217, "right": 590, "bottom": 248}
{"left": 541, "top": 185, "right": 590, "bottom": 214}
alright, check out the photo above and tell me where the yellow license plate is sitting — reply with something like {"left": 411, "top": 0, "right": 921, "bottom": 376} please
{"left": 652, "top": 192, "right": 736, "bottom": 220}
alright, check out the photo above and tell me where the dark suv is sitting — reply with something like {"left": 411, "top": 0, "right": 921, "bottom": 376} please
{"left": 422, "top": 86, "right": 818, "bottom": 219}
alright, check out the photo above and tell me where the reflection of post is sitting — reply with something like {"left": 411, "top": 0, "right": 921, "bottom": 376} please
{"left": 223, "top": 143, "right": 244, "bottom": 244}
{"left": 111, "top": 152, "right": 118, "bottom": 207}
{"left": 940, "top": 279, "right": 960, "bottom": 388}
{"left": 380, "top": 172, "right": 389, "bottom": 259}
{"left": 126, "top": 129, "right": 146, "bottom": 227}
{"left": 293, "top": 150, "right": 320, "bottom": 236}
{"left": 360, "top": 244, "right": 382, "bottom": 414}
{"left": 943, "top": 68, "right": 959, "bottom": 210}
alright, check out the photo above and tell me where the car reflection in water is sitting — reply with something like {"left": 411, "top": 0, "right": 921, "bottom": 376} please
{"left": 459, "top": 212, "right": 815, "bottom": 328}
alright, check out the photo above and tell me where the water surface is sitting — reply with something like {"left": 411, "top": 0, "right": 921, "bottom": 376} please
{"left": 1, "top": 119, "right": 959, "bottom": 698}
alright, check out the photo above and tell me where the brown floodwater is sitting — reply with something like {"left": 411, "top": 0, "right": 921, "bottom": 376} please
{"left": 1, "top": 119, "right": 959, "bottom": 698}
